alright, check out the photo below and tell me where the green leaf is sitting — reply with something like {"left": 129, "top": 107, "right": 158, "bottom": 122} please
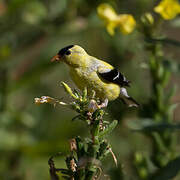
{"left": 75, "top": 136, "right": 87, "bottom": 159}
{"left": 58, "top": 169, "right": 72, "bottom": 175}
{"left": 91, "top": 120, "right": 100, "bottom": 145}
{"left": 99, "top": 120, "right": 118, "bottom": 138}
{"left": 98, "top": 141, "right": 109, "bottom": 160}
{"left": 61, "top": 82, "right": 79, "bottom": 100}
{"left": 72, "top": 115, "right": 85, "bottom": 121}
{"left": 92, "top": 120, "right": 100, "bottom": 137}
{"left": 151, "top": 157, "right": 180, "bottom": 180}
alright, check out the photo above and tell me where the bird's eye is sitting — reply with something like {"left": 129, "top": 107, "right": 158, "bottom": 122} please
{"left": 65, "top": 50, "right": 71, "bottom": 55}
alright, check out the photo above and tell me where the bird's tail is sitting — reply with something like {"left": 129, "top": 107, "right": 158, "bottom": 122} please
{"left": 120, "top": 88, "right": 139, "bottom": 107}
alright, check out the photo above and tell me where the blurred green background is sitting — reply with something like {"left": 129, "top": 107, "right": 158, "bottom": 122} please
{"left": 0, "top": 0, "right": 179, "bottom": 179}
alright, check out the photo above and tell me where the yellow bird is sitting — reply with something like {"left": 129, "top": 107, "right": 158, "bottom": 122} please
{"left": 51, "top": 45, "right": 139, "bottom": 107}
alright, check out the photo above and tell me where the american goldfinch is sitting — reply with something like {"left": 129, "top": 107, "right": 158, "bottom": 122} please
{"left": 51, "top": 45, "right": 139, "bottom": 107}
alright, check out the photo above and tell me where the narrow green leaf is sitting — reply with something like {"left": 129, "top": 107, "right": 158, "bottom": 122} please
{"left": 61, "top": 82, "right": 78, "bottom": 100}
{"left": 98, "top": 141, "right": 109, "bottom": 159}
{"left": 58, "top": 169, "right": 72, "bottom": 175}
{"left": 75, "top": 136, "right": 86, "bottom": 159}
{"left": 99, "top": 120, "right": 118, "bottom": 138}
{"left": 92, "top": 120, "right": 100, "bottom": 137}
{"left": 72, "top": 115, "right": 84, "bottom": 121}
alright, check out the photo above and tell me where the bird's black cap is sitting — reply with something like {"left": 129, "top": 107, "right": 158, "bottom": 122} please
{"left": 58, "top": 45, "right": 74, "bottom": 56}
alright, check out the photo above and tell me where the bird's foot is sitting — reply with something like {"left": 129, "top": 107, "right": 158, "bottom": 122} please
{"left": 87, "top": 99, "right": 108, "bottom": 114}
{"left": 98, "top": 99, "right": 108, "bottom": 109}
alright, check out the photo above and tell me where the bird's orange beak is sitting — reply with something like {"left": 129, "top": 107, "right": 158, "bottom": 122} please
{"left": 51, "top": 54, "right": 61, "bottom": 62}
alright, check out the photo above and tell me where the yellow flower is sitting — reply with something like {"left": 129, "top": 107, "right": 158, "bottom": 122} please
{"left": 97, "top": 3, "right": 136, "bottom": 35}
{"left": 117, "top": 14, "right": 136, "bottom": 35}
{"left": 154, "top": 0, "right": 180, "bottom": 20}
{"left": 97, "top": 3, "right": 117, "bottom": 22}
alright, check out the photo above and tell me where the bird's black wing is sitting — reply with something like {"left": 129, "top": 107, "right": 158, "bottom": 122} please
{"left": 98, "top": 68, "right": 130, "bottom": 87}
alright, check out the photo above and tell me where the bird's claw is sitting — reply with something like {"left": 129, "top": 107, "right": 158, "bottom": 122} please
{"left": 88, "top": 99, "right": 108, "bottom": 113}
{"left": 98, "top": 99, "right": 108, "bottom": 109}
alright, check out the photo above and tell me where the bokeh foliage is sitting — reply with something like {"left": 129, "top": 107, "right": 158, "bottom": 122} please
{"left": 0, "top": 0, "right": 180, "bottom": 179}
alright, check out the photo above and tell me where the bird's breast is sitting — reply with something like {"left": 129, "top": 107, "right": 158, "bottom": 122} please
{"left": 69, "top": 66, "right": 120, "bottom": 101}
